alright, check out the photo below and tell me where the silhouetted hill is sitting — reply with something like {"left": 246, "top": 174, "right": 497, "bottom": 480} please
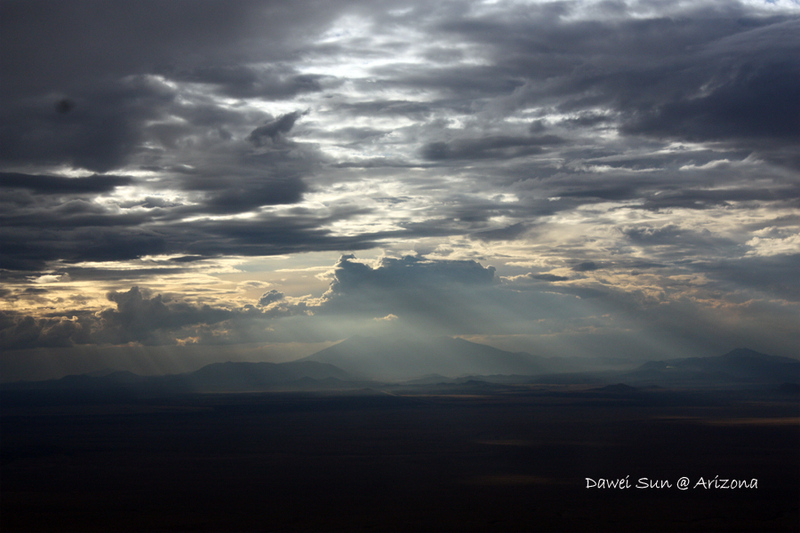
{"left": 625, "top": 348, "right": 800, "bottom": 386}
{"left": 6, "top": 347, "right": 797, "bottom": 399}
{"left": 593, "top": 383, "right": 640, "bottom": 394}
{"left": 301, "top": 335, "right": 554, "bottom": 381}
{"left": 7, "top": 370, "right": 150, "bottom": 393}
{"left": 178, "top": 360, "right": 353, "bottom": 391}
{"left": 1, "top": 360, "right": 356, "bottom": 396}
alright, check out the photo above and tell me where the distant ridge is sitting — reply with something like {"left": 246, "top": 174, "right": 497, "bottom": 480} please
{"left": 184, "top": 360, "right": 353, "bottom": 390}
{"left": 301, "top": 335, "right": 556, "bottom": 381}
{"left": 625, "top": 348, "right": 800, "bottom": 385}
{"left": 2, "top": 360, "right": 357, "bottom": 395}
{"left": 4, "top": 346, "right": 797, "bottom": 396}
{"left": 594, "top": 383, "right": 640, "bottom": 394}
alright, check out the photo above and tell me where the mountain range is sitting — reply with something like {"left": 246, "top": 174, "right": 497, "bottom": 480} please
{"left": 299, "top": 335, "right": 565, "bottom": 381}
{"left": 621, "top": 348, "right": 800, "bottom": 385}
{"left": 2, "top": 338, "right": 798, "bottom": 395}
{"left": 2, "top": 360, "right": 357, "bottom": 398}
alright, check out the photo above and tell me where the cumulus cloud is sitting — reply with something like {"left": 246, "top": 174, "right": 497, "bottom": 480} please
{"left": 94, "top": 287, "right": 234, "bottom": 345}
{"left": 257, "top": 289, "right": 286, "bottom": 307}
{"left": 305, "top": 254, "right": 562, "bottom": 336}
{"left": 0, "top": 287, "right": 244, "bottom": 349}
{"left": 0, "top": 312, "right": 90, "bottom": 350}
{"left": 327, "top": 254, "right": 496, "bottom": 294}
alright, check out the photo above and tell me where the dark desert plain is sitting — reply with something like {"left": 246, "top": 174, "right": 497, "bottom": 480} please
{"left": 2, "top": 0, "right": 800, "bottom": 531}
{"left": 3, "top": 346, "right": 799, "bottom": 532}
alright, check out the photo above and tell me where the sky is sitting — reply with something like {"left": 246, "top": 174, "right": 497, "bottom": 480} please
{"left": 1, "top": 0, "right": 799, "bottom": 380}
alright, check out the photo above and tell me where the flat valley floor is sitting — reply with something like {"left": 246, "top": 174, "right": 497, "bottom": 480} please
{"left": 2, "top": 386, "right": 798, "bottom": 532}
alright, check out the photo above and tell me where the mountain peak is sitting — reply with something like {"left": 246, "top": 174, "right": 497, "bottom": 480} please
{"left": 303, "top": 334, "right": 550, "bottom": 381}
{"left": 628, "top": 348, "right": 800, "bottom": 386}
{"left": 720, "top": 348, "right": 786, "bottom": 361}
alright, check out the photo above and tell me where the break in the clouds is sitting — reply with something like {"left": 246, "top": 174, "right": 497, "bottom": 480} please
{"left": 1, "top": 0, "right": 798, "bottom": 376}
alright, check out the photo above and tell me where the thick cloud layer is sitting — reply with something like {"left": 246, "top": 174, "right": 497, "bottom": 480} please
{"left": 1, "top": 0, "right": 798, "bottom": 367}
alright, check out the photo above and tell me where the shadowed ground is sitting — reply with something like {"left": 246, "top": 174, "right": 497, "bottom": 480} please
{"left": 2, "top": 387, "right": 798, "bottom": 532}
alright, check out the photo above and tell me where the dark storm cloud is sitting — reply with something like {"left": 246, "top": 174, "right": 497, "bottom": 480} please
{"left": 0, "top": 173, "right": 133, "bottom": 194}
{"left": 558, "top": 112, "right": 613, "bottom": 128}
{"left": 2, "top": 0, "right": 797, "bottom": 276}
{"left": 621, "top": 225, "right": 726, "bottom": 248}
{"left": 572, "top": 261, "right": 602, "bottom": 272}
{"left": 248, "top": 111, "right": 306, "bottom": 146}
{"left": 1, "top": 0, "right": 798, "bottom": 361}
{"left": 56, "top": 266, "right": 192, "bottom": 282}
{"left": 173, "top": 210, "right": 385, "bottom": 258}
{"left": 314, "top": 127, "right": 390, "bottom": 145}
{"left": 470, "top": 222, "right": 531, "bottom": 242}
{"left": 0, "top": 0, "right": 346, "bottom": 97}
{"left": 620, "top": 19, "right": 800, "bottom": 145}
{"left": 623, "top": 58, "right": 800, "bottom": 142}
{"left": 370, "top": 63, "right": 527, "bottom": 100}
{"left": 0, "top": 207, "right": 390, "bottom": 271}
{"left": 0, "top": 0, "right": 345, "bottom": 176}
{"left": 22, "top": 288, "right": 49, "bottom": 295}
{"left": 147, "top": 127, "right": 317, "bottom": 216}
{"left": 334, "top": 100, "right": 435, "bottom": 120}
{"left": 169, "top": 65, "right": 326, "bottom": 99}
{"left": 421, "top": 134, "right": 565, "bottom": 161}
{"left": 2, "top": 201, "right": 148, "bottom": 229}
{"left": 422, "top": 5, "right": 799, "bottom": 159}
{"left": 0, "top": 226, "right": 169, "bottom": 271}
{"left": 0, "top": 75, "right": 178, "bottom": 172}
{"left": 531, "top": 273, "right": 570, "bottom": 282}
{"left": 641, "top": 184, "right": 800, "bottom": 211}
{"left": 331, "top": 158, "right": 426, "bottom": 169}
{"left": 120, "top": 197, "right": 183, "bottom": 209}
{"left": 703, "top": 254, "right": 800, "bottom": 300}
{"left": 201, "top": 175, "right": 308, "bottom": 214}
